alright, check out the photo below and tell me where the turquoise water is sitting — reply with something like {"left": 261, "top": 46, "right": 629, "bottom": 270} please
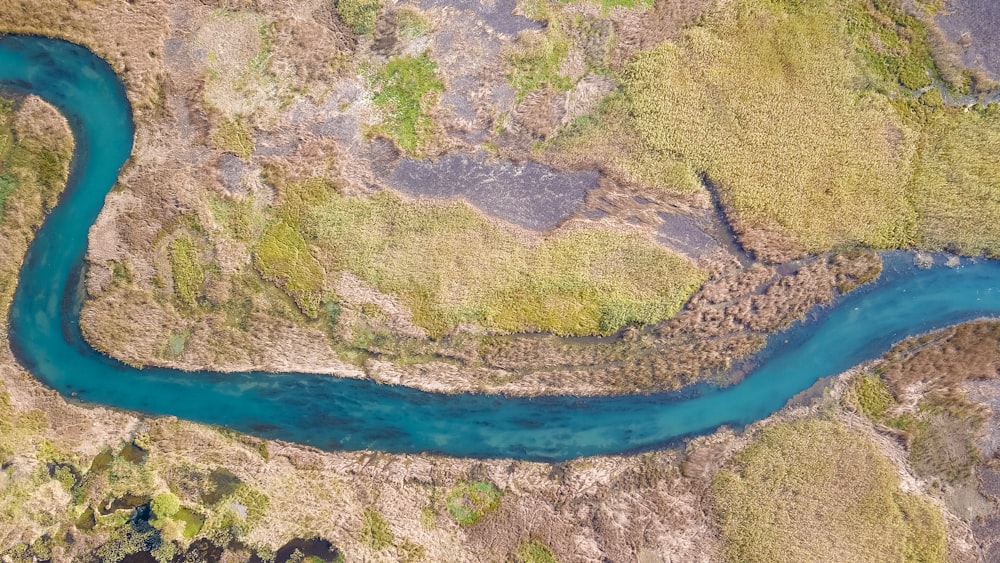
{"left": 3, "top": 35, "right": 1000, "bottom": 461}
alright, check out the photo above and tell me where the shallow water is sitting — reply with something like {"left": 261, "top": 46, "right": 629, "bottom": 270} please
{"left": 4, "top": 35, "right": 1000, "bottom": 461}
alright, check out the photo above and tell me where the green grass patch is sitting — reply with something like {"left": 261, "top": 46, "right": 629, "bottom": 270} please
{"left": 848, "top": 373, "right": 894, "bottom": 421}
{"left": 168, "top": 236, "right": 204, "bottom": 308}
{"left": 208, "top": 194, "right": 267, "bottom": 243}
{"left": 305, "top": 189, "right": 705, "bottom": 337}
{"left": 212, "top": 117, "right": 254, "bottom": 159}
{"left": 337, "top": 0, "right": 382, "bottom": 35}
{"left": 507, "top": 28, "right": 574, "bottom": 101}
{"left": 360, "top": 507, "right": 393, "bottom": 550}
{"left": 446, "top": 481, "right": 502, "bottom": 526}
{"left": 175, "top": 507, "right": 205, "bottom": 539}
{"left": 844, "top": 0, "right": 940, "bottom": 92}
{"left": 516, "top": 538, "right": 557, "bottom": 563}
{"left": 253, "top": 220, "right": 325, "bottom": 318}
{"left": 370, "top": 54, "right": 444, "bottom": 155}
{"left": 712, "top": 418, "right": 946, "bottom": 563}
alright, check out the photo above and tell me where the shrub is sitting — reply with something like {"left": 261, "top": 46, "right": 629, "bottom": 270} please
{"left": 360, "top": 507, "right": 393, "bottom": 550}
{"left": 168, "top": 236, "right": 204, "bottom": 307}
{"left": 151, "top": 492, "right": 181, "bottom": 521}
{"left": 516, "top": 539, "right": 557, "bottom": 563}
{"left": 337, "top": 0, "right": 382, "bottom": 35}
{"left": 446, "top": 481, "right": 502, "bottom": 526}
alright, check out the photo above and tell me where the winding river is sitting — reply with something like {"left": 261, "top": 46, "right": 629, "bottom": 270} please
{"left": 3, "top": 35, "right": 1000, "bottom": 461}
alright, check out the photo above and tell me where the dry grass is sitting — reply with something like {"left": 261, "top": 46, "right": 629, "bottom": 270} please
{"left": 554, "top": 0, "right": 1000, "bottom": 261}
{"left": 882, "top": 320, "right": 1000, "bottom": 393}
{"left": 595, "top": 0, "right": 918, "bottom": 257}
{"left": 910, "top": 106, "right": 1000, "bottom": 257}
{"left": 195, "top": 10, "right": 289, "bottom": 123}
{"left": 229, "top": 175, "right": 706, "bottom": 338}
{"left": 712, "top": 418, "right": 947, "bottom": 563}
{"left": 300, "top": 187, "right": 706, "bottom": 337}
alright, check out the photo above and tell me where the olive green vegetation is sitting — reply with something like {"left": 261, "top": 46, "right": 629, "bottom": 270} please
{"left": 0, "top": 98, "right": 68, "bottom": 222}
{"left": 0, "top": 392, "right": 48, "bottom": 465}
{"left": 151, "top": 492, "right": 181, "bottom": 521}
{"left": 848, "top": 373, "right": 895, "bottom": 421}
{"left": 252, "top": 220, "right": 325, "bottom": 318}
{"left": 212, "top": 117, "right": 254, "bottom": 159}
{"left": 272, "top": 178, "right": 705, "bottom": 337}
{"left": 167, "top": 236, "right": 204, "bottom": 308}
{"left": 712, "top": 419, "right": 946, "bottom": 563}
{"left": 516, "top": 539, "right": 558, "bottom": 563}
{"left": 370, "top": 54, "right": 444, "bottom": 155}
{"left": 507, "top": 26, "right": 573, "bottom": 101}
{"left": 615, "top": 0, "right": 917, "bottom": 251}
{"left": 910, "top": 105, "right": 1000, "bottom": 257}
{"left": 446, "top": 481, "right": 502, "bottom": 526}
{"left": 395, "top": 7, "right": 432, "bottom": 40}
{"left": 336, "top": 0, "right": 382, "bottom": 35}
{"left": 360, "top": 507, "right": 393, "bottom": 550}
{"left": 560, "top": 0, "right": 1000, "bottom": 257}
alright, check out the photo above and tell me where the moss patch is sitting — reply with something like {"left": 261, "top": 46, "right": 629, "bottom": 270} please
{"left": 337, "top": 0, "right": 382, "bottom": 36}
{"left": 370, "top": 53, "right": 444, "bottom": 155}
{"left": 446, "top": 481, "right": 502, "bottom": 526}
{"left": 507, "top": 28, "right": 573, "bottom": 101}
{"left": 168, "top": 236, "right": 204, "bottom": 308}
{"left": 516, "top": 538, "right": 557, "bottom": 563}
{"left": 252, "top": 220, "right": 325, "bottom": 318}
{"left": 360, "top": 507, "right": 393, "bottom": 550}
{"left": 712, "top": 418, "right": 946, "bottom": 563}
{"left": 212, "top": 117, "right": 254, "bottom": 159}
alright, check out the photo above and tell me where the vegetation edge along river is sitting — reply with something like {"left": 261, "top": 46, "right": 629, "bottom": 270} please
{"left": 3, "top": 34, "right": 1000, "bottom": 461}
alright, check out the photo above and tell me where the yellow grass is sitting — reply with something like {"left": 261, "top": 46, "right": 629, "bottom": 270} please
{"left": 267, "top": 179, "right": 706, "bottom": 337}
{"left": 617, "top": 0, "right": 918, "bottom": 252}
{"left": 712, "top": 418, "right": 946, "bottom": 563}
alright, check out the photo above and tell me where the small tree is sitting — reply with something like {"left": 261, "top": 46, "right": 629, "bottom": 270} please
{"left": 150, "top": 492, "right": 180, "bottom": 522}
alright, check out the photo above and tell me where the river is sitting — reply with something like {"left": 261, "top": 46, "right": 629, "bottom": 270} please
{"left": 3, "top": 35, "right": 999, "bottom": 461}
